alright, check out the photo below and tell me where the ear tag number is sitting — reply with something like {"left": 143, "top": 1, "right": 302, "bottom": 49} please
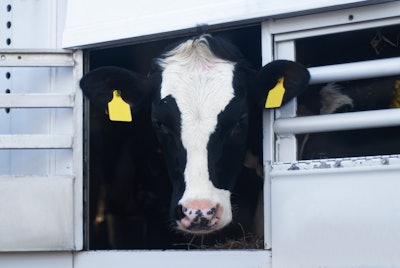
{"left": 265, "top": 77, "right": 285, "bottom": 108}
{"left": 107, "top": 90, "right": 132, "bottom": 122}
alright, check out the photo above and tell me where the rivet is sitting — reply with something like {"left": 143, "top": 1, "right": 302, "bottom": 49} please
{"left": 334, "top": 160, "right": 342, "bottom": 167}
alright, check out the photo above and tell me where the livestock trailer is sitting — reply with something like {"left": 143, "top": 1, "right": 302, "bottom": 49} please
{"left": 1, "top": 0, "right": 400, "bottom": 267}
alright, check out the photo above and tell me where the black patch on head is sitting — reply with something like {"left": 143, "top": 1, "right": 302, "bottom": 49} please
{"left": 203, "top": 35, "right": 245, "bottom": 63}
{"left": 152, "top": 95, "right": 182, "bottom": 137}
{"left": 151, "top": 95, "right": 187, "bottom": 221}
{"left": 207, "top": 96, "right": 249, "bottom": 191}
{"left": 205, "top": 62, "right": 251, "bottom": 191}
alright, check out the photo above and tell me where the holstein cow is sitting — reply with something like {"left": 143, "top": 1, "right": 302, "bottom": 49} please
{"left": 80, "top": 34, "right": 310, "bottom": 234}
{"left": 300, "top": 77, "right": 400, "bottom": 160}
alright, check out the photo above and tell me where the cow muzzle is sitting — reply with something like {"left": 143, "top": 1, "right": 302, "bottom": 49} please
{"left": 177, "top": 200, "right": 227, "bottom": 234}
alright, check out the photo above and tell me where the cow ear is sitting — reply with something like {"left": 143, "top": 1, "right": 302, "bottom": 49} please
{"left": 79, "top": 66, "right": 157, "bottom": 118}
{"left": 251, "top": 60, "right": 310, "bottom": 109}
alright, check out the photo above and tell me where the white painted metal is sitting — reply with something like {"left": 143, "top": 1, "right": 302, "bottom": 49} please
{"left": 0, "top": 50, "right": 74, "bottom": 67}
{"left": 0, "top": 135, "right": 73, "bottom": 149}
{"left": 309, "top": 57, "right": 400, "bottom": 84}
{"left": 0, "top": 55, "right": 83, "bottom": 251}
{"left": 271, "top": 1, "right": 400, "bottom": 41}
{"left": 275, "top": 16, "right": 400, "bottom": 43}
{"left": 0, "top": 0, "right": 83, "bottom": 253}
{"left": 262, "top": 112, "right": 275, "bottom": 250}
{"left": 0, "top": 252, "right": 72, "bottom": 268}
{"left": 62, "top": 0, "right": 378, "bottom": 48}
{"left": 275, "top": 108, "right": 400, "bottom": 135}
{"left": 74, "top": 251, "right": 271, "bottom": 268}
{"left": 0, "top": 94, "right": 74, "bottom": 108}
{"left": 261, "top": 21, "right": 275, "bottom": 250}
{"left": 71, "top": 49, "right": 84, "bottom": 251}
{"left": 0, "top": 176, "right": 75, "bottom": 250}
{"left": 271, "top": 156, "right": 400, "bottom": 267}
{"left": 274, "top": 40, "right": 297, "bottom": 162}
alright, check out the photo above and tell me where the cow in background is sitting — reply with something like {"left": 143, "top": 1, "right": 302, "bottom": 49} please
{"left": 81, "top": 34, "right": 309, "bottom": 237}
{"left": 299, "top": 76, "right": 400, "bottom": 160}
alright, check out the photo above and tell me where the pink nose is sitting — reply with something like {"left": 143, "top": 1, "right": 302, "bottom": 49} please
{"left": 180, "top": 200, "right": 222, "bottom": 231}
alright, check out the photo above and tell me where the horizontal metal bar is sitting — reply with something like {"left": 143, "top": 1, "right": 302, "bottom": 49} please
{"left": 0, "top": 94, "right": 74, "bottom": 108}
{"left": 74, "top": 250, "right": 270, "bottom": 268}
{"left": 308, "top": 57, "right": 400, "bottom": 84}
{"left": 270, "top": 156, "right": 400, "bottom": 177}
{"left": 0, "top": 175, "right": 74, "bottom": 181}
{"left": 0, "top": 135, "right": 73, "bottom": 149}
{"left": 274, "top": 108, "right": 400, "bottom": 135}
{"left": 0, "top": 50, "right": 74, "bottom": 67}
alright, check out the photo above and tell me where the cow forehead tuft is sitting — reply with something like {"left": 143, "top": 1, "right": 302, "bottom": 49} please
{"left": 157, "top": 35, "right": 233, "bottom": 71}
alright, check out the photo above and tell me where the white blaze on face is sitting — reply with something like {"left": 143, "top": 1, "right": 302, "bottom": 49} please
{"left": 158, "top": 37, "right": 236, "bottom": 229}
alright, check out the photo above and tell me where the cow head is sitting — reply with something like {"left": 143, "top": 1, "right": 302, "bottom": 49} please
{"left": 80, "top": 34, "right": 309, "bottom": 234}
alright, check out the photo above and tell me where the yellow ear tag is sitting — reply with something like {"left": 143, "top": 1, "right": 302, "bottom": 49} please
{"left": 107, "top": 90, "right": 132, "bottom": 122}
{"left": 265, "top": 77, "right": 285, "bottom": 108}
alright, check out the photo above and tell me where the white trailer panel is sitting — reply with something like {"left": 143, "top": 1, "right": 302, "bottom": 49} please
{"left": 271, "top": 157, "right": 400, "bottom": 267}
{"left": 0, "top": 0, "right": 83, "bottom": 251}
{"left": 0, "top": 176, "right": 75, "bottom": 250}
{"left": 62, "top": 0, "right": 380, "bottom": 48}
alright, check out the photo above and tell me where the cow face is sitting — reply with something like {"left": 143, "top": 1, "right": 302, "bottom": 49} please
{"left": 80, "top": 34, "right": 310, "bottom": 234}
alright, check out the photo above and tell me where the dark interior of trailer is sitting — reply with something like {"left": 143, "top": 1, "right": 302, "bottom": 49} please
{"left": 85, "top": 25, "right": 265, "bottom": 250}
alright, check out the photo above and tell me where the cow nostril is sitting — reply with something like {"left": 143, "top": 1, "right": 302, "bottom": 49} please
{"left": 207, "top": 207, "right": 217, "bottom": 216}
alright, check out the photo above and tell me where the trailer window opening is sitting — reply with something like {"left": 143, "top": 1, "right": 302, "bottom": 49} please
{"left": 294, "top": 24, "right": 400, "bottom": 160}
{"left": 296, "top": 24, "right": 400, "bottom": 67}
{"left": 84, "top": 25, "right": 265, "bottom": 250}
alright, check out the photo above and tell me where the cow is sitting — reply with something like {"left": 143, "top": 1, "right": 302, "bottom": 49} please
{"left": 80, "top": 34, "right": 310, "bottom": 235}
{"left": 299, "top": 77, "right": 400, "bottom": 160}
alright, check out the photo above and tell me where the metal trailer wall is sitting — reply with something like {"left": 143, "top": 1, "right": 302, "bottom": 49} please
{"left": 62, "top": 0, "right": 382, "bottom": 48}
{"left": 262, "top": 2, "right": 400, "bottom": 266}
{"left": 1, "top": 0, "right": 399, "bottom": 267}
{"left": 0, "top": 0, "right": 83, "bottom": 261}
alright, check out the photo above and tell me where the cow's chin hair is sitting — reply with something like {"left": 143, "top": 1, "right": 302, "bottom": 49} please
{"left": 174, "top": 221, "right": 231, "bottom": 235}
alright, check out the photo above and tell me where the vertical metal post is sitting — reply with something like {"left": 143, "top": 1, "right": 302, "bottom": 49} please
{"left": 261, "top": 20, "right": 274, "bottom": 251}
